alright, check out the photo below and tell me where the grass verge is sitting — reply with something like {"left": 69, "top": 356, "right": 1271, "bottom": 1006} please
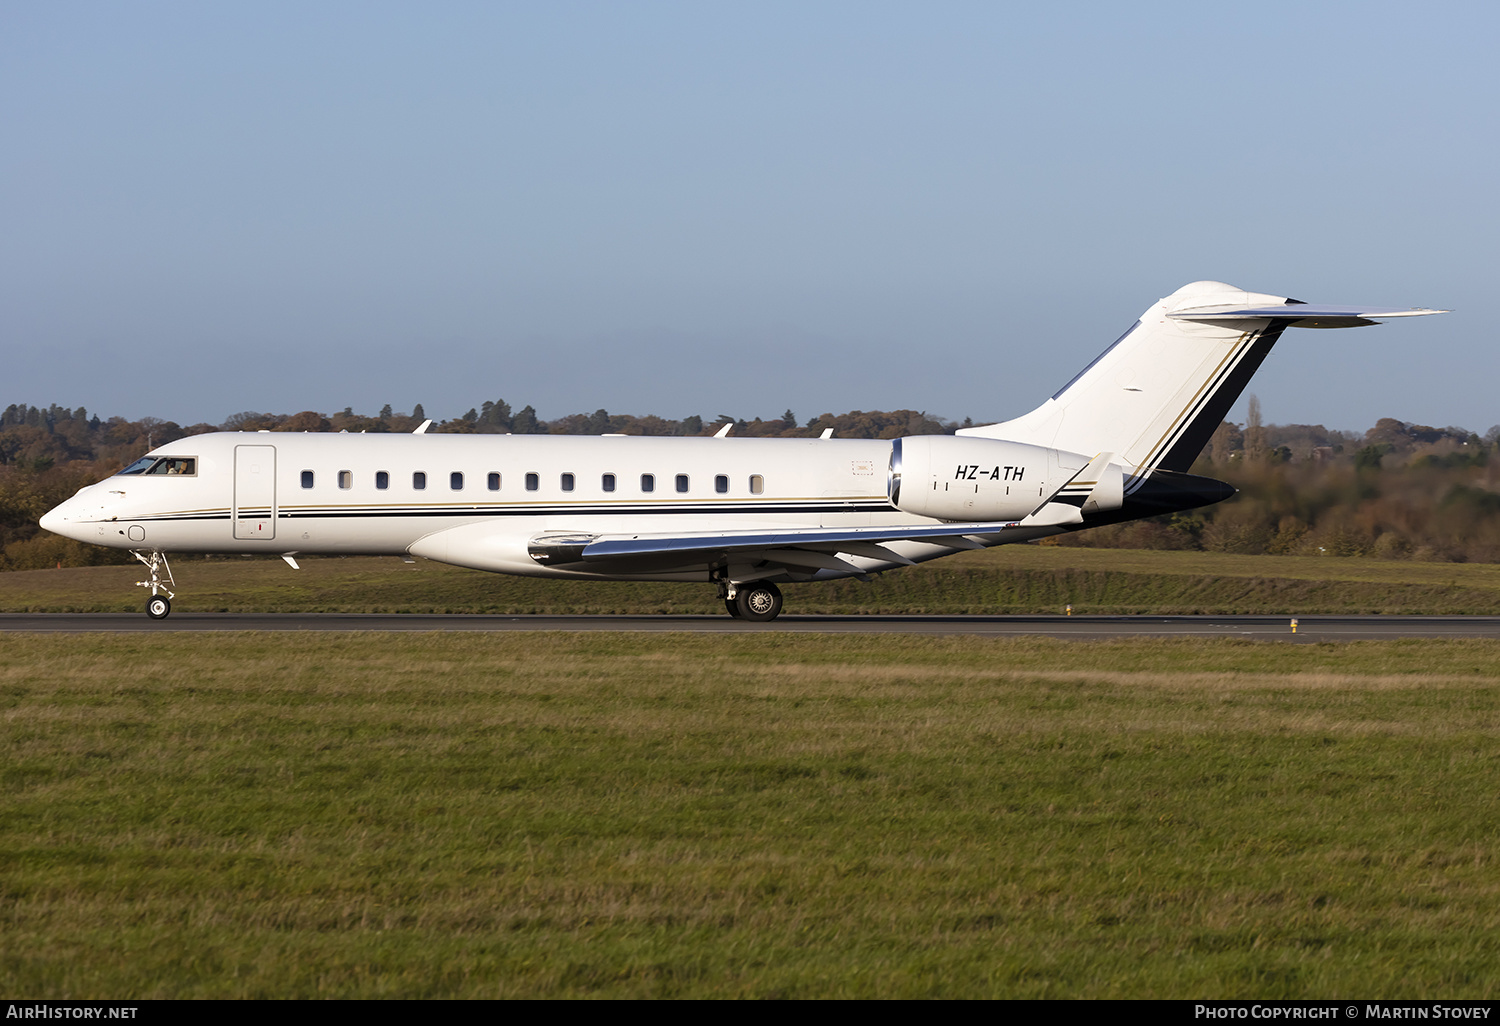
{"left": 3, "top": 633, "right": 1499, "bottom": 997}
{"left": 2, "top": 547, "right": 1500, "bottom": 614}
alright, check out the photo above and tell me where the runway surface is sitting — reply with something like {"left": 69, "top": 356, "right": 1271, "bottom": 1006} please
{"left": 3, "top": 613, "right": 1499, "bottom": 640}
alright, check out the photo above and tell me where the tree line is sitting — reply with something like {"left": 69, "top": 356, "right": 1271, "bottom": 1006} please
{"left": 0, "top": 400, "right": 960, "bottom": 470}
{"left": 1056, "top": 412, "right": 1500, "bottom": 563}
{"left": 0, "top": 401, "right": 959, "bottom": 570}
{"left": 1, "top": 400, "right": 1497, "bottom": 570}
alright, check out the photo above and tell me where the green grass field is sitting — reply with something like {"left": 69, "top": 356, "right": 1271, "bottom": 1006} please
{"left": 3, "top": 546, "right": 1500, "bottom": 615}
{"left": 4, "top": 632, "right": 1499, "bottom": 997}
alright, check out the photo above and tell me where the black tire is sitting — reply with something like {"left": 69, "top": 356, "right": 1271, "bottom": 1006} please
{"left": 724, "top": 597, "right": 742, "bottom": 618}
{"left": 735, "top": 581, "right": 783, "bottom": 622}
{"left": 146, "top": 595, "right": 171, "bottom": 620}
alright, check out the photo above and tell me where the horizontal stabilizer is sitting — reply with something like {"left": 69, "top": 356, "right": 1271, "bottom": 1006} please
{"left": 1168, "top": 303, "right": 1447, "bottom": 329}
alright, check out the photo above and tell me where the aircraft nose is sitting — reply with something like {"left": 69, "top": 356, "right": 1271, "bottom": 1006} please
{"left": 39, "top": 499, "right": 89, "bottom": 539}
{"left": 39, "top": 505, "right": 65, "bottom": 535}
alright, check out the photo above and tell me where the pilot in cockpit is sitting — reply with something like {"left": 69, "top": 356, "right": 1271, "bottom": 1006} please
{"left": 145, "top": 457, "right": 195, "bottom": 476}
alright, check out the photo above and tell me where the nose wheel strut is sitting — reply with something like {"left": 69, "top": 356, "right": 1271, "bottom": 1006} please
{"left": 131, "top": 550, "right": 176, "bottom": 619}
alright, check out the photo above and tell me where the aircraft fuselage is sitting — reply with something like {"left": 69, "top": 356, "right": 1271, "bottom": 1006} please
{"left": 43, "top": 431, "right": 993, "bottom": 582}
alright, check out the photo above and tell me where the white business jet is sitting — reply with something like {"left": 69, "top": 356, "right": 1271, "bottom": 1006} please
{"left": 39, "top": 281, "right": 1445, "bottom": 620}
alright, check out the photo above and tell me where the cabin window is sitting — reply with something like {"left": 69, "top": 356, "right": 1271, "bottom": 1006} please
{"left": 715, "top": 474, "right": 729, "bottom": 494}
{"left": 376, "top": 471, "right": 389, "bottom": 490}
{"left": 338, "top": 470, "right": 353, "bottom": 490}
{"left": 451, "top": 472, "right": 463, "bottom": 490}
{"left": 750, "top": 474, "right": 764, "bottom": 494}
{"left": 641, "top": 473, "right": 655, "bottom": 493}
{"left": 301, "top": 470, "right": 314, "bottom": 489}
{"left": 561, "top": 473, "right": 575, "bottom": 492}
{"left": 602, "top": 473, "right": 616, "bottom": 493}
{"left": 413, "top": 472, "right": 426, "bottom": 490}
{"left": 526, "top": 473, "right": 539, "bottom": 491}
{"left": 487, "top": 472, "right": 501, "bottom": 491}
{"left": 676, "top": 474, "right": 689, "bottom": 493}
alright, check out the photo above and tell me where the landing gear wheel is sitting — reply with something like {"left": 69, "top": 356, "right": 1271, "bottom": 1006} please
{"left": 725, "top": 598, "right": 742, "bottom": 618}
{"left": 735, "top": 581, "right": 783, "bottom": 622}
{"left": 131, "top": 550, "right": 176, "bottom": 619}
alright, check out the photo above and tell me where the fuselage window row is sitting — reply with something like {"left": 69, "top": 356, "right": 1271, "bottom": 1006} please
{"left": 291, "top": 469, "right": 766, "bottom": 497}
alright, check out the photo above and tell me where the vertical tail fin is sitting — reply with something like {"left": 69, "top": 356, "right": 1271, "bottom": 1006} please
{"left": 959, "top": 281, "right": 1445, "bottom": 474}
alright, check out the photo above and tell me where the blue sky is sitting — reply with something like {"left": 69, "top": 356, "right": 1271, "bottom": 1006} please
{"left": 3, "top": 1, "right": 1494, "bottom": 432}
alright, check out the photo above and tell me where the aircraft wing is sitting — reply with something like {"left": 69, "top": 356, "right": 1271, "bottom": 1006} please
{"left": 410, "top": 517, "right": 1061, "bottom": 577}
{"left": 1167, "top": 303, "right": 1448, "bottom": 329}
{"left": 527, "top": 520, "right": 1031, "bottom": 574}
{"left": 531, "top": 456, "right": 1131, "bottom": 573}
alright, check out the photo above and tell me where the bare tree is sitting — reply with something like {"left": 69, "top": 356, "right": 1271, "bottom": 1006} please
{"left": 1245, "top": 395, "right": 1266, "bottom": 462}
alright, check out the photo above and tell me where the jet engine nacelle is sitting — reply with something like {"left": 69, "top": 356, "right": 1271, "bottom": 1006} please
{"left": 889, "top": 435, "right": 1089, "bottom": 522}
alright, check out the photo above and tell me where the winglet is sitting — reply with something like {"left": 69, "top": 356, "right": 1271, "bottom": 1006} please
{"left": 412, "top": 420, "right": 432, "bottom": 435}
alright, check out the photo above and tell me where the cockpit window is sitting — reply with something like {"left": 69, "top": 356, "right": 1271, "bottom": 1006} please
{"left": 118, "top": 457, "right": 196, "bottom": 477}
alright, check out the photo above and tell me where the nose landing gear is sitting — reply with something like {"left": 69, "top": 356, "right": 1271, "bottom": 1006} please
{"left": 132, "top": 550, "right": 176, "bottom": 619}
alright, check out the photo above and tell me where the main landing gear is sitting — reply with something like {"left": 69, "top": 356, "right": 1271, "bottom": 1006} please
{"left": 718, "top": 579, "right": 784, "bottom": 622}
{"left": 132, "top": 550, "right": 175, "bottom": 619}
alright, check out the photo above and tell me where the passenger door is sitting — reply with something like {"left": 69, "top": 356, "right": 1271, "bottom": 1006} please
{"left": 233, "top": 445, "right": 276, "bottom": 540}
